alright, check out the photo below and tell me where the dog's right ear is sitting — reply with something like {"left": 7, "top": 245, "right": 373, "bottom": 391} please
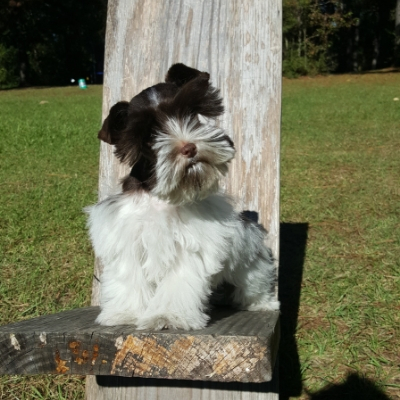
{"left": 98, "top": 101, "right": 129, "bottom": 144}
{"left": 165, "top": 63, "right": 209, "bottom": 87}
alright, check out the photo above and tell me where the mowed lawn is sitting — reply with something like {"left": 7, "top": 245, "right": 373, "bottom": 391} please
{"left": 280, "top": 73, "right": 400, "bottom": 400}
{"left": 0, "top": 86, "right": 102, "bottom": 399}
{"left": 0, "top": 74, "right": 399, "bottom": 399}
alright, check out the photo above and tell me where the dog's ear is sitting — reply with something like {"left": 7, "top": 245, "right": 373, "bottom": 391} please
{"left": 169, "top": 74, "right": 224, "bottom": 118}
{"left": 98, "top": 100, "right": 156, "bottom": 167}
{"left": 114, "top": 106, "right": 157, "bottom": 166}
{"left": 165, "top": 63, "right": 210, "bottom": 87}
{"left": 98, "top": 101, "right": 129, "bottom": 144}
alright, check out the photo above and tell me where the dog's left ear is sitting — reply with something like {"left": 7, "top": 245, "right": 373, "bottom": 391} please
{"left": 98, "top": 101, "right": 129, "bottom": 145}
{"left": 168, "top": 73, "right": 224, "bottom": 118}
{"left": 165, "top": 63, "right": 209, "bottom": 87}
{"left": 165, "top": 63, "right": 224, "bottom": 118}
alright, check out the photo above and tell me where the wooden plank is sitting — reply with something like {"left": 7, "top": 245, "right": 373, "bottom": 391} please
{"left": 0, "top": 307, "right": 279, "bottom": 383}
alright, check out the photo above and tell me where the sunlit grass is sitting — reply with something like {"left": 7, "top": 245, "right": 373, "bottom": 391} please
{"left": 281, "top": 73, "right": 400, "bottom": 399}
{"left": 0, "top": 73, "right": 399, "bottom": 399}
{"left": 0, "top": 85, "right": 102, "bottom": 399}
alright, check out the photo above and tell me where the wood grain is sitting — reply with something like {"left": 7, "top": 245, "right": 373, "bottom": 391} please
{"left": 0, "top": 307, "right": 279, "bottom": 383}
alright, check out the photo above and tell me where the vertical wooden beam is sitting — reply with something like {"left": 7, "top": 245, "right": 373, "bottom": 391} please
{"left": 86, "top": 0, "right": 281, "bottom": 398}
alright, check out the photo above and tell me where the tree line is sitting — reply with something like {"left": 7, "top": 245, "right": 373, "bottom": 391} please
{"left": 0, "top": 0, "right": 107, "bottom": 88}
{"left": 283, "top": 0, "right": 399, "bottom": 77}
{"left": 0, "top": 0, "right": 399, "bottom": 88}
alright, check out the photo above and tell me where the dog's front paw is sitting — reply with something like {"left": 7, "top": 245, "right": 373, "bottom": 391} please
{"left": 137, "top": 313, "right": 208, "bottom": 331}
{"left": 95, "top": 310, "right": 138, "bottom": 326}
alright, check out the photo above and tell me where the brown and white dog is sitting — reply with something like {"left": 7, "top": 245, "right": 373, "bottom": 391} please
{"left": 86, "top": 63, "right": 279, "bottom": 330}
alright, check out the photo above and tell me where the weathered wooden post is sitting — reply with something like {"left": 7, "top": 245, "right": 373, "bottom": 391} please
{"left": 87, "top": 0, "right": 282, "bottom": 399}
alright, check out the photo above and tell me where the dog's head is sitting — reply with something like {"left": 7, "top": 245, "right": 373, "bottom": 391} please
{"left": 98, "top": 63, "right": 235, "bottom": 204}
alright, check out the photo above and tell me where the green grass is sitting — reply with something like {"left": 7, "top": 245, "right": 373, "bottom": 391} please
{"left": 0, "top": 86, "right": 102, "bottom": 399}
{"left": 0, "top": 74, "right": 399, "bottom": 399}
{"left": 281, "top": 73, "right": 400, "bottom": 399}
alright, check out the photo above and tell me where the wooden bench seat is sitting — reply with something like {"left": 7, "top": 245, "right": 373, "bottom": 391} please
{"left": 0, "top": 307, "right": 279, "bottom": 382}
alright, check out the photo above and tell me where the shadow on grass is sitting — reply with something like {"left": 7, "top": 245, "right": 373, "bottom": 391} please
{"left": 307, "top": 373, "right": 391, "bottom": 400}
{"left": 279, "top": 222, "right": 309, "bottom": 399}
{"left": 278, "top": 226, "right": 392, "bottom": 400}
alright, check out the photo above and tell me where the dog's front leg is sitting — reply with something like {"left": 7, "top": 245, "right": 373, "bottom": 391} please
{"left": 95, "top": 259, "right": 153, "bottom": 326}
{"left": 136, "top": 260, "right": 212, "bottom": 331}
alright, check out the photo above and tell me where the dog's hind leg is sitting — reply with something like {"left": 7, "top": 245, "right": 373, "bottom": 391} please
{"left": 222, "top": 220, "right": 280, "bottom": 312}
{"left": 227, "top": 248, "right": 280, "bottom": 312}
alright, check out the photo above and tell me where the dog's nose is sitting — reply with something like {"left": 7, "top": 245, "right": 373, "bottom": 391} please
{"left": 180, "top": 143, "right": 197, "bottom": 158}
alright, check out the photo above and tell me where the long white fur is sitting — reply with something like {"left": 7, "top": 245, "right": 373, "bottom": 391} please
{"left": 87, "top": 116, "right": 279, "bottom": 330}
{"left": 86, "top": 192, "right": 279, "bottom": 330}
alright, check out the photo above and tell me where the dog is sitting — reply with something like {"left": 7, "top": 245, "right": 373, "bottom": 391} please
{"left": 86, "top": 63, "right": 280, "bottom": 330}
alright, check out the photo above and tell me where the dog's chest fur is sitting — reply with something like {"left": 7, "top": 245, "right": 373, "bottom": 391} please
{"left": 87, "top": 192, "right": 239, "bottom": 285}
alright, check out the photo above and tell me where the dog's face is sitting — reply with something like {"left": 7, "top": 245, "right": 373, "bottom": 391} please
{"left": 98, "top": 63, "right": 235, "bottom": 204}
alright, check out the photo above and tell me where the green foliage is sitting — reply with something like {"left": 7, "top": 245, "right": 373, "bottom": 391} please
{"left": 283, "top": 0, "right": 354, "bottom": 77}
{"left": 27, "top": 41, "right": 72, "bottom": 86}
{"left": 283, "top": 53, "right": 309, "bottom": 78}
{"left": 282, "top": 0, "right": 398, "bottom": 76}
{"left": 0, "top": 0, "right": 397, "bottom": 84}
{"left": 0, "top": 44, "right": 18, "bottom": 88}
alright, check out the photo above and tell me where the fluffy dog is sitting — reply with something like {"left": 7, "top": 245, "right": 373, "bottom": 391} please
{"left": 86, "top": 63, "right": 279, "bottom": 330}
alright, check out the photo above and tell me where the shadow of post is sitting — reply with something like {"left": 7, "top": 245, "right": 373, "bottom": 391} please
{"left": 279, "top": 222, "right": 309, "bottom": 399}
{"left": 277, "top": 226, "right": 393, "bottom": 400}
{"left": 307, "top": 373, "right": 392, "bottom": 400}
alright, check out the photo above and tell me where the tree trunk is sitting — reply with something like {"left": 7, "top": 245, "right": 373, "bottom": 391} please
{"left": 352, "top": 23, "right": 360, "bottom": 72}
{"left": 372, "top": 36, "right": 379, "bottom": 70}
{"left": 395, "top": 0, "right": 400, "bottom": 66}
{"left": 19, "top": 62, "right": 26, "bottom": 86}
